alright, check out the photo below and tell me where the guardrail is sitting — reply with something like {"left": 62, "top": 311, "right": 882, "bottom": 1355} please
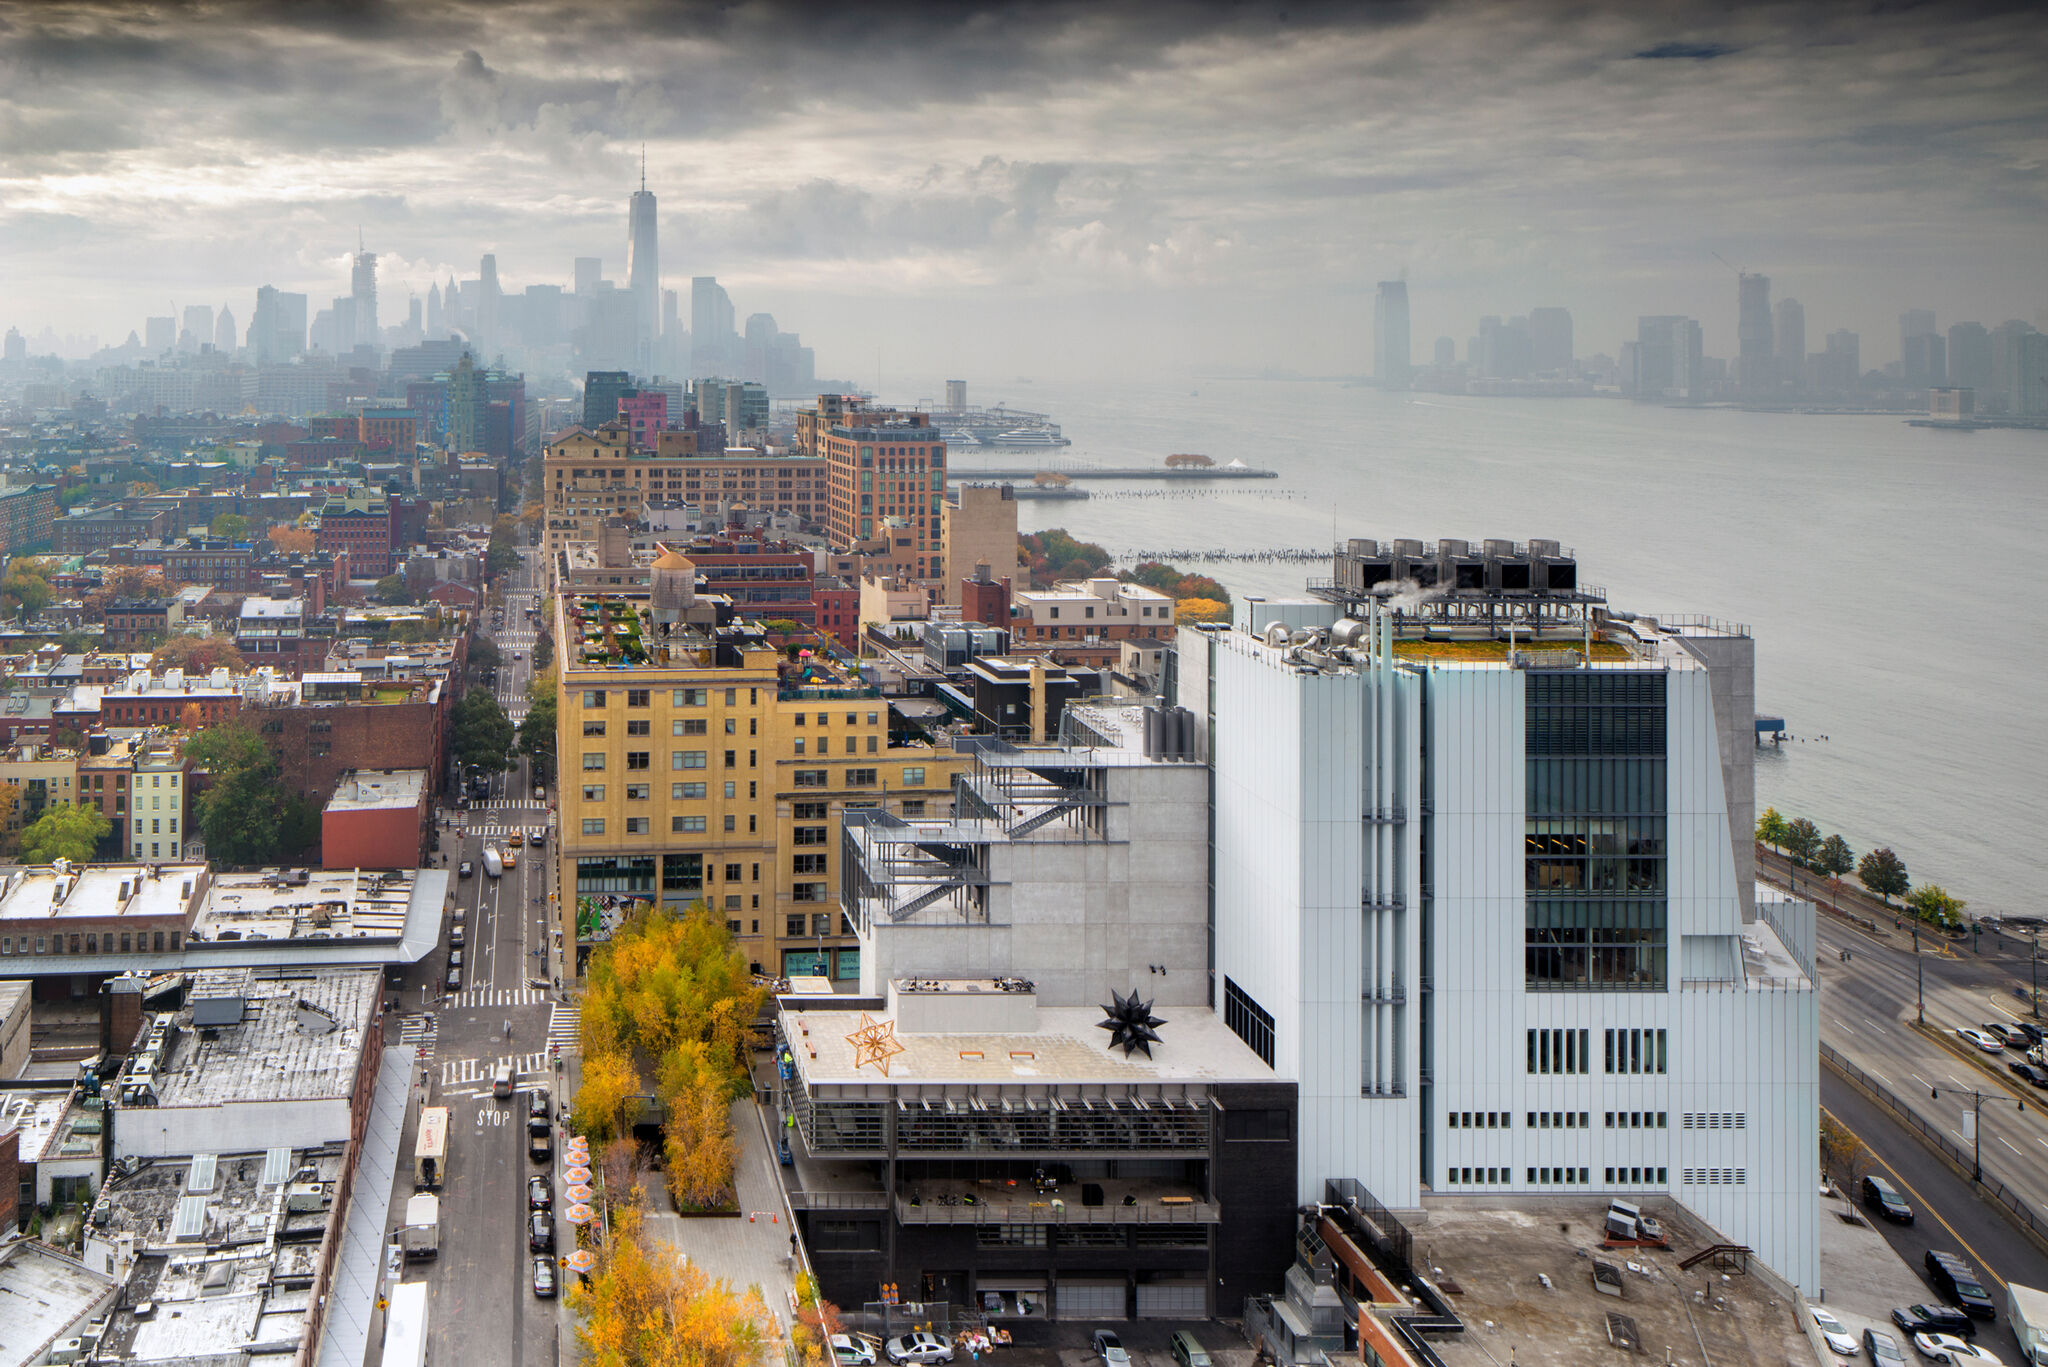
{"left": 1821, "top": 1039, "right": 2048, "bottom": 1250}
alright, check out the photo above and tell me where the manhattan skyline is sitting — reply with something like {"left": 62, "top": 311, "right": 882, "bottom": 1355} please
{"left": 3, "top": 0, "right": 2045, "bottom": 379}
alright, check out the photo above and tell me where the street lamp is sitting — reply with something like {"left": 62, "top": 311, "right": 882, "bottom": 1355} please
{"left": 1913, "top": 924, "right": 1925, "bottom": 1025}
{"left": 1932, "top": 1083, "right": 2025, "bottom": 1184}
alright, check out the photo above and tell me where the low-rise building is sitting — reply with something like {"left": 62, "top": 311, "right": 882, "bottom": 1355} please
{"left": 321, "top": 768, "right": 428, "bottom": 870}
{"left": 1011, "top": 577, "right": 1176, "bottom": 650}
{"left": 0, "top": 1240, "right": 119, "bottom": 1367}
{"left": 101, "top": 596, "right": 185, "bottom": 648}
{"left": 0, "top": 1077, "right": 106, "bottom": 1213}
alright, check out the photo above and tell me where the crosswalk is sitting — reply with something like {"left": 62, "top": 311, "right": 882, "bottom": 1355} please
{"left": 465, "top": 823, "right": 548, "bottom": 839}
{"left": 441, "top": 1052, "right": 550, "bottom": 1087}
{"left": 445, "top": 987, "right": 550, "bottom": 1009}
{"left": 397, "top": 1015, "right": 438, "bottom": 1050}
{"left": 547, "top": 1004, "right": 581, "bottom": 1052}
{"left": 472, "top": 800, "right": 545, "bottom": 812}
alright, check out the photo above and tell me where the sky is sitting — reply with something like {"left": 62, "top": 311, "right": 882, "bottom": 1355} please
{"left": 3, "top": 0, "right": 2046, "bottom": 380}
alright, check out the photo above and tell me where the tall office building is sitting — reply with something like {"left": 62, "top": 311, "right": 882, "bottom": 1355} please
{"left": 426, "top": 283, "right": 444, "bottom": 339}
{"left": 1373, "top": 281, "right": 1411, "bottom": 391}
{"left": 1477, "top": 315, "right": 1533, "bottom": 380}
{"left": 351, "top": 244, "right": 379, "bottom": 348}
{"left": 249, "top": 287, "right": 306, "bottom": 362}
{"left": 691, "top": 276, "right": 736, "bottom": 377}
{"left": 1817, "top": 329, "right": 1860, "bottom": 392}
{"left": 1527, "top": 307, "right": 1573, "bottom": 376}
{"left": 214, "top": 307, "right": 237, "bottom": 354}
{"left": 1634, "top": 316, "right": 1704, "bottom": 398}
{"left": 1433, "top": 337, "right": 1456, "bottom": 368}
{"left": 145, "top": 316, "right": 175, "bottom": 356}
{"left": 1901, "top": 332, "right": 1947, "bottom": 389}
{"left": 627, "top": 167, "right": 660, "bottom": 368}
{"left": 180, "top": 304, "right": 213, "bottom": 354}
{"left": 582, "top": 371, "right": 632, "bottom": 431}
{"left": 1181, "top": 538, "right": 1817, "bottom": 1293}
{"left": 477, "top": 255, "right": 502, "bottom": 349}
{"left": 575, "top": 257, "right": 603, "bottom": 297}
{"left": 448, "top": 354, "right": 489, "bottom": 454}
{"left": 1736, "top": 273, "right": 1772, "bottom": 391}
{"left": 1899, "top": 309, "right": 1936, "bottom": 369}
{"left": 2015, "top": 332, "right": 2048, "bottom": 416}
{"left": 1947, "top": 322, "right": 1992, "bottom": 394}
{"left": 1773, "top": 298, "right": 1805, "bottom": 389}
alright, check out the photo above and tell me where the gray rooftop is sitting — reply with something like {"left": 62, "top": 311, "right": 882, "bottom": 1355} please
{"left": 0, "top": 1241, "right": 116, "bottom": 1367}
{"left": 142, "top": 967, "right": 380, "bottom": 1108}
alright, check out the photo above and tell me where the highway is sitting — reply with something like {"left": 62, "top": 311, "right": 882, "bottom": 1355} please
{"left": 387, "top": 548, "right": 569, "bottom": 1367}
{"left": 1816, "top": 901, "right": 2048, "bottom": 1299}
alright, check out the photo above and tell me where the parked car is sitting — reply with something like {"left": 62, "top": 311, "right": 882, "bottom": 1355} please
{"left": 448, "top": 949, "right": 463, "bottom": 968}
{"left": 529, "top": 1130, "right": 552, "bottom": 1162}
{"left": 528, "top": 1175, "right": 552, "bottom": 1210}
{"left": 449, "top": 923, "right": 464, "bottom": 948}
{"left": 1092, "top": 1331, "right": 1131, "bottom": 1367}
{"left": 1910, "top": 1332, "right": 1997, "bottom": 1363}
{"left": 1863, "top": 1174, "right": 1914, "bottom": 1223}
{"left": 529, "top": 1089, "right": 551, "bottom": 1120}
{"left": 1892, "top": 1304, "right": 1974, "bottom": 1339}
{"left": 529, "top": 1212, "right": 554, "bottom": 1253}
{"left": 885, "top": 1334, "right": 954, "bottom": 1365}
{"left": 1956, "top": 1028, "right": 2004, "bottom": 1053}
{"left": 1924, "top": 1250, "right": 1996, "bottom": 1319}
{"left": 2015, "top": 1021, "right": 2048, "bottom": 1046}
{"left": 1984, "top": 1022, "right": 2033, "bottom": 1048}
{"left": 2010, "top": 1060, "right": 2048, "bottom": 1088}
{"left": 458, "top": 860, "right": 474, "bottom": 879}
{"left": 831, "top": 1336, "right": 878, "bottom": 1367}
{"left": 1809, "top": 1306, "right": 1858, "bottom": 1357}
{"left": 1864, "top": 1328, "right": 1907, "bottom": 1365}
{"left": 444, "top": 966, "right": 461, "bottom": 990}
{"left": 532, "top": 1255, "right": 557, "bottom": 1299}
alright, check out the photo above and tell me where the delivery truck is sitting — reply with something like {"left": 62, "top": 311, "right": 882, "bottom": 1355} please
{"left": 2011, "top": 1282, "right": 2048, "bottom": 1366}
{"left": 400, "top": 1192, "right": 439, "bottom": 1260}
{"left": 482, "top": 847, "right": 504, "bottom": 878}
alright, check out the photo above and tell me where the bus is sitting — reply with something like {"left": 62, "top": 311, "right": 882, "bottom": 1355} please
{"left": 383, "top": 1281, "right": 429, "bottom": 1367}
{"left": 414, "top": 1106, "right": 448, "bottom": 1190}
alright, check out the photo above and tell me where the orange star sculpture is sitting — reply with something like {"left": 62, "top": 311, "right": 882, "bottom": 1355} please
{"left": 846, "top": 1013, "right": 907, "bottom": 1075}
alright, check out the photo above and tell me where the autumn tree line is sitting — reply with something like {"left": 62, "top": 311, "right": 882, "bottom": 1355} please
{"left": 1018, "top": 528, "right": 1233, "bottom": 624}
{"left": 1756, "top": 807, "right": 1966, "bottom": 929}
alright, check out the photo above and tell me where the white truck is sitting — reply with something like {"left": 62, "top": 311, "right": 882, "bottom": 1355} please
{"left": 400, "top": 1192, "right": 439, "bottom": 1260}
{"left": 2012, "top": 1282, "right": 2048, "bottom": 1366}
{"left": 482, "top": 847, "right": 504, "bottom": 878}
{"left": 383, "top": 1281, "right": 429, "bottom": 1367}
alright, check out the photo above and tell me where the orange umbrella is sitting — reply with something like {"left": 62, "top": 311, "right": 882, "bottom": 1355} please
{"left": 564, "top": 1166, "right": 592, "bottom": 1183}
{"left": 565, "top": 1184, "right": 595, "bottom": 1202}
{"left": 565, "top": 1203, "right": 596, "bottom": 1224}
{"left": 567, "top": 1248, "right": 597, "bottom": 1273}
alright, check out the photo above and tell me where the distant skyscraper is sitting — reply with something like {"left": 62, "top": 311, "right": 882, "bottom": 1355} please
{"left": 575, "top": 257, "right": 603, "bottom": 297}
{"left": 690, "top": 277, "right": 736, "bottom": 377}
{"left": 1773, "top": 298, "right": 1805, "bottom": 388}
{"left": 3, "top": 328, "right": 24, "bottom": 365}
{"left": 181, "top": 304, "right": 213, "bottom": 354}
{"left": 1736, "top": 273, "right": 1772, "bottom": 391}
{"left": 1819, "top": 329, "right": 1860, "bottom": 391}
{"left": 426, "top": 282, "right": 444, "bottom": 339}
{"left": 1476, "top": 314, "right": 1532, "bottom": 380}
{"left": 1433, "top": 337, "right": 1455, "bottom": 368}
{"left": 145, "top": 316, "right": 175, "bottom": 355}
{"left": 2014, "top": 333, "right": 2048, "bottom": 416}
{"left": 583, "top": 370, "right": 632, "bottom": 430}
{"left": 352, "top": 244, "right": 379, "bottom": 348}
{"left": 1947, "top": 322, "right": 1992, "bottom": 393}
{"left": 1372, "top": 282, "right": 1411, "bottom": 390}
{"left": 1901, "top": 332, "right": 1947, "bottom": 389}
{"left": 449, "top": 353, "right": 489, "bottom": 453}
{"left": 1899, "top": 308, "right": 1936, "bottom": 367}
{"left": 214, "top": 306, "right": 237, "bottom": 354}
{"left": 743, "top": 313, "right": 779, "bottom": 384}
{"left": 1634, "top": 315, "right": 1704, "bottom": 398}
{"left": 478, "top": 254, "right": 502, "bottom": 348}
{"left": 1989, "top": 320, "right": 2040, "bottom": 413}
{"left": 627, "top": 162, "right": 660, "bottom": 368}
{"left": 1527, "top": 307, "right": 1573, "bottom": 375}
{"left": 250, "top": 286, "right": 306, "bottom": 362}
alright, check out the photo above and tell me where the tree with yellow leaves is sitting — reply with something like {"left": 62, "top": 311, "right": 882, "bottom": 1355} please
{"left": 573, "top": 1050, "right": 642, "bottom": 1144}
{"left": 660, "top": 1042, "right": 739, "bottom": 1211}
{"left": 572, "top": 1232, "right": 774, "bottom": 1367}
{"left": 267, "top": 525, "right": 316, "bottom": 555}
{"left": 1175, "top": 596, "right": 1229, "bottom": 624}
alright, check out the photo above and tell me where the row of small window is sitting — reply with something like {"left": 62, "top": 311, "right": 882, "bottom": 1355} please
{"left": 1448, "top": 1110, "right": 1668, "bottom": 1132}
{"left": 1, "top": 929, "right": 181, "bottom": 955}
{"left": 1525, "top": 1028, "right": 1668, "bottom": 1075}
{"left": 1450, "top": 1167, "right": 1669, "bottom": 1187}
{"left": 578, "top": 688, "right": 739, "bottom": 708}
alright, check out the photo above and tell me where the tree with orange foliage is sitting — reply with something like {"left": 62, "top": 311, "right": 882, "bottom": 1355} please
{"left": 267, "top": 525, "right": 315, "bottom": 555}
{"left": 1176, "top": 597, "right": 1229, "bottom": 624}
{"left": 178, "top": 702, "right": 206, "bottom": 732}
{"left": 572, "top": 1049, "right": 642, "bottom": 1144}
{"left": 571, "top": 1228, "right": 773, "bottom": 1367}
{"left": 102, "top": 565, "right": 169, "bottom": 600}
{"left": 660, "top": 1043, "right": 739, "bottom": 1211}
{"left": 151, "top": 636, "right": 245, "bottom": 674}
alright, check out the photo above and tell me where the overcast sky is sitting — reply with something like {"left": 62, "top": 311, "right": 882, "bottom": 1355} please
{"left": 3, "top": 0, "right": 2046, "bottom": 379}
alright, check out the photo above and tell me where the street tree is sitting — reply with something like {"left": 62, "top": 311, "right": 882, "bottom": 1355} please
{"left": 1784, "top": 817, "right": 1821, "bottom": 865}
{"left": 1857, "top": 846, "right": 1910, "bottom": 905}
{"left": 519, "top": 678, "right": 557, "bottom": 784}
{"left": 572, "top": 1050, "right": 640, "bottom": 1144}
{"left": 210, "top": 513, "right": 251, "bottom": 541}
{"left": 1176, "top": 596, "right": 1229, "bottom": 624}
{"left": 151, "top": 636, "right": 246, "bottom": 674}
{"left": 1, "top": 562, "right": 52, "bottom": 623}
{"left": 19, "top": 803, "right": 112, "bottom": 864}
{"left": 267, "top": 524, "right": 316, "bottom": 554}
{"left": 571, "top": 1229, "right": 773, "bottom": 1367}
{"left": 1755, "top": 807, "right": 1789, "bottom": 853}
{"left": 1906, "top": 883, "right": 1966, "bottom": 930}
{"left": 452, "top": 689, "right": 516, "bottom": 771}
{"left": 372, "top": 574, "right": 416, "bottom": 605}
{"left": 467, "top": 634, "right": 501, "bottom": 673}
{"left": 1816, "top": 834, "right": 1854, "bottom": 885}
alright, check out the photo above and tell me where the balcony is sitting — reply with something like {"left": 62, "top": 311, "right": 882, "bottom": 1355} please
{"left": 899, "top": 1180, "right": 1218, "bottom": 1226}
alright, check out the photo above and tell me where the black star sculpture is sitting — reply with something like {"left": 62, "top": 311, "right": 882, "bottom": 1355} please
{"left": 1096, "top": 988, "right": 1167, "bottom": 1058}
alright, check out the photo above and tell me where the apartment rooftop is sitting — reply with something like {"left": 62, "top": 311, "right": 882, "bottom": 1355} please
{"left": 0, "top": 862, "right": 200, "bottom": 925}
{"left": 189, "top": 866, "right": 423, "bottom": 942}
{"left": 324, "top": 768, "right": 426, "bottom": 812}
{"left": 0, "top": 1084, "right": 91, "bottom": 1165}
{"left": 130, "top": 967, "right": 379, "bottom": 1108}
{"left": 0, "top": 1241, "right": 116, "bottom": 1367}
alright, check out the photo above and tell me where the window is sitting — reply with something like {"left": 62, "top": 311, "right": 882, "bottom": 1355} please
{"left": 627, "top": 719, "right": 650, "bottom": 736}
{"left": 901, "top": 800, "right": 926, "bottom": 816}
{"left": 583, "top": 785, "right": 605, "bottom": 802}
{"left": 1525, "top": 1028, "right": 1591, "bottom": 1075}
{"left": 678, "top": 782, "right": 706, "bottom": 799}
{"left": 901, "top": 767, "right": 925, "bottom": 786}
{"left": 793, "top": 853, "right": 828, "bottom": 874}
{"left": 675, "top": 750, "right": 706, "bottom": 769}
{"left": 674, "top": 816, "right": 707, "bottom": 833}
{"left": 625, "top": 817, "right": 650, "bottom": 834}
{"left": 724, "top": 863, "right": 743, "bottom": 883}
{"left": 794, "top": 769, "right": 828, "bottom": 788}
{"left": 582, "top": 690, "right": 606, "bottom": 707}
{"left": 623, "top": 751, "right": 649, "bottom": 770}
{"left": 1604, "top": 1028, "right": 1667, "bottom": 1074}
{"left": 793, "top": 739, "right": 805, "bottom": 755}
{"left": 676, "top": 719, "right": 707, "bottom": 735}
{"left": 582, "top": 819, "right": 606, "bottom": 835}
{"left": 1224, "top": 977, "right": 1275, "bottom": 1068}
{"left": 583, "top": 753, "right": 606, "bottom": 770}
{"left": 627, "top": 689, "right": 650, "bottom": 707}
{"left": 787, "top": 915, "right": 807, "bottom": 937}
{"left": 675, "top": 688, "right": 707, "bottom": 706}
{"left": 793, "top": 825, "right": 829, "bottom": 846}
{"left": 583, "top": 720, "right": 606, "bottom": 736}
{"left": 727, "top": 782, "right": 739, "bottom": 798}
{"left": 625, "top": 784, "right": 649, "bottom": 801}
{"left": 845, "top": 769, "right": 876, "bottom": 787}
{"left": 793, "top": 802, "right": 828, "bottom": 819}
{"left": 724, "top": 717, "right": 738, "bottom": 735}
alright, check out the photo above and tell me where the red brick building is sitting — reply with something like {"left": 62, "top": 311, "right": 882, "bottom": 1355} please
{"left": 314, "top": 490, "right": 395, "bottom": 577}
{"left": 321, "top": 769, "right": 428, "bottom": 870}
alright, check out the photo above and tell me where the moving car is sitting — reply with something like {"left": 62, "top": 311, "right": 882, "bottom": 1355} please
{"left": 502, "top": 849, "right": 518, "bottom": 870}
{"left": 1809, "top": 1306, "right": 1858, "bottom": 1357}
{"left": 831, "top": 1335, "right": 878, "bottom": 1367}
{"left": 529, "top": 1212, "right": 554, "bottom": 1253}
{"left": 458, "top": 860, "right": 474, "bottom": 879}
{"left": 1864, "top": 1174, "right": 1914, "bottom": 1223}
{"left": 1910, "top": 1332, "right": 1997, "bottom": 1363}
{"left": 532, "top": 1255, "right": 557, "bottom": 1299}
{"left": 508, "top": 831, "right": 524, "bottom": 847}
{"left": 884, "top": 1334, "right": 954, "bottom": 1365}
{"left": 528, "top": 1175, "right": 552, "bottom": 1210}
{"left": 1924, "top": 1250, "right": 1996, "bottom": 1319}
{"left": 1092, "top": 1331, "right": 1131, "bottom": 1367}
{"left": 1956, "top": 1028, "right": 2004, "bottom": 1053}
{"left": 1863, "top": 1328, "right": 1907, "bottom": 1365}
{"left": 1893, "top": 1304, "right": 1974, "bottom": 1339}
{"left": 530, "top": 828, "right": 545, "bottom": 847}
{"left": 1985, "top": 1022, "right": 2033, "bottom": 1048}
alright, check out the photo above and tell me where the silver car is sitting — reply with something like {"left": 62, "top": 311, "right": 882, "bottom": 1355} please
{"left": 885, "top": 1334, "right": 953, "bottom": 1365}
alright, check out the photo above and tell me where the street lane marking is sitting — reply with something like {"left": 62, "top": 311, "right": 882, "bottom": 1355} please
{"left": 1825, "top": 1106, "right": 2011, "bottom": 1294}
{"left": 1868, "top": 1070, "right": 1891, "bottom": 1086}
{"left": 1864, "top": 1019, "right": 1889, "bottom": 1035}
{"left": 2001, "top": 1137, "right": 2023, "bottom": 1155}
{"left": 1834, "top": 1018, "right": 1856, "bottom": 1035}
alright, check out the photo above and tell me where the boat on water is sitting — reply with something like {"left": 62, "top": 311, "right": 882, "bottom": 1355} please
{"left": 990, "top": 428, "right": 1067, "bottom": 447}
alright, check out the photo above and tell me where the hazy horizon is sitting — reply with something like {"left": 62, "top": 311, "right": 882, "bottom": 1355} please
{"left": 5, "top": 0, "right": 2046, "bottom": 380}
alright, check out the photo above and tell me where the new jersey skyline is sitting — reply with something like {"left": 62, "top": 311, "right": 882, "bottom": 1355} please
{"left": 3, "top": 0, "right": 2045, "bottom": 378}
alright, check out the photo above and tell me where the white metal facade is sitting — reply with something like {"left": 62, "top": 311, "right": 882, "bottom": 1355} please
{"left": 1192, "top": 624, "right": 1819, "bottom": 1294}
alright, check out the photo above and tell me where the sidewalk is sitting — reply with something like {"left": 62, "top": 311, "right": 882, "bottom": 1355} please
{"left": 639, "top": 1098, "right": 802, "bottom": 1332}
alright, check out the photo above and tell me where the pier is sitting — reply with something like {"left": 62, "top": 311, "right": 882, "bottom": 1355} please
{"left": 945, "top": 464, "right": 1278, "bottom": 481}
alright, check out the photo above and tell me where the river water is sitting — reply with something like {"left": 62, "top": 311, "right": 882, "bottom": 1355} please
{"left": 925, "top": 375, "right": 2048, "bottom": 920}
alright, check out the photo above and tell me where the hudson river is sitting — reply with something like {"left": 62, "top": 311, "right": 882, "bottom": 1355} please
{"left": 931, "top": 375, "right": 2048, "bottom": 921}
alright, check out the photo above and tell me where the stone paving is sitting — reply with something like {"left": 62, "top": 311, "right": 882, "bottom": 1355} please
{"left": 639, "top": 1098, "right": 804, "bottom": 1332}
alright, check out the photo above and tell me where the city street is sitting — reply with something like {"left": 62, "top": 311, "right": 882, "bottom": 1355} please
{"left": 383, "top": 548, "right": 571, "bottom": 1367}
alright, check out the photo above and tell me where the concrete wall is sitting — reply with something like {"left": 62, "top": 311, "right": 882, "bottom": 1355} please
{"left": 112, "top": 1097, "right": 353, "bottom": 1159}
{"left": 1678, "top": 633, "right": 1756, "bottom": 922}
{"left": 0, "top": 981, "right": 28, "bottom": 1080}
{"left": 322, "top": 799, "right": 425, "bottom": 871}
